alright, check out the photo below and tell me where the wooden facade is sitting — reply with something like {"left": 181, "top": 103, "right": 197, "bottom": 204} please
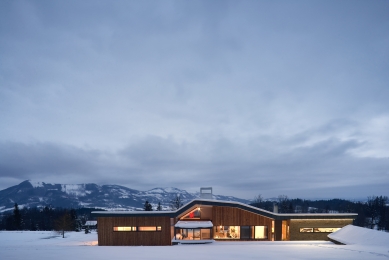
{"left": 289, "top": 219, "right": 354, "bottom": 241}
{"left": 92, "top": 199, "right": 357, "bottom": 246}
{"left": 97, "top": 216, "right": 171, "bottom": 246}
{"left": 212, "top": 206, "right": 273, "bottom": 240}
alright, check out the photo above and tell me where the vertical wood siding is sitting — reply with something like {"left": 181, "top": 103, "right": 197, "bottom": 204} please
{"left": 212, "top": 206, "right": 273, "bottom": 240}
{"left": 97, "top": 216, "right": 171, "bottom": 246}
{"left": 289, "top": 219, "right": 353, "bottom": 241}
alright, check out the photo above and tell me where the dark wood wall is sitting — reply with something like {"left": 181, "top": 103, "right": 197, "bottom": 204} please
{"left": 97, "top": 216, "right": 171, "bottom": 246}
{"left": 289, "top": 219, "right": 353, "bottom": 241}
{"left": 212, "top": 206, "right": 273, "bottom": 240}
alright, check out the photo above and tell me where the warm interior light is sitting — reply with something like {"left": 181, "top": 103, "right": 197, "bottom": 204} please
{"left": 138, "top": 226, "right": 157, "bottom": 231}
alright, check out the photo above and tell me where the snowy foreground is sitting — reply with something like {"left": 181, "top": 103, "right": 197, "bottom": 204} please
{"left": 1, "top": 229, "right": 389, "bottom": 260}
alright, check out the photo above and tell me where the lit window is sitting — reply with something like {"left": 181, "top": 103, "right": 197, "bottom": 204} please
{"left": 182, "top": 208, "right": 201, "bottom": 219}
{"left": 314, "top": 228, "right": 340, "bottom": 233}
{"left": 254, "top": 226, "right": 268, "bottom": 239}
{"left": 214, "top": 226, "right": 240, "bottom": 239}
{"left": 300, "top": 228, "right": 340, "bottom": 233}
{"left": 113, "top": 227, "right": 135, "bottom": 231}
{"left": 113, "top": 226, "right": 161, "bottom": 232}
{"left": 138, "top": 226, "right": 158, "bottom": 231}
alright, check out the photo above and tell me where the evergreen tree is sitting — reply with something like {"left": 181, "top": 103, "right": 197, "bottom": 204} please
{"left": 13, "top": 203, "right": 22, "bottom": 230}
{"left": 288, "top": 202, "right": 294, "bottom": 213}
{"left": 157, "top": 202, "right": 162, "bottom": 211}
{"left": 277, "top": 195, "right": 289, "bottom": 213}
{"left": 144, "top": 201, "right": 153, "bottom": 211}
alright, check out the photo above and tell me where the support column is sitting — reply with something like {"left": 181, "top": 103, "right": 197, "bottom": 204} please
{"left": 274, "top": 220, "right": 282, "bottom": 241}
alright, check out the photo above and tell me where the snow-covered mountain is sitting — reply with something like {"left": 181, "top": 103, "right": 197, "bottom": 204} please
{"left": 0, "top": 180, "right": 251, "bottom": 212}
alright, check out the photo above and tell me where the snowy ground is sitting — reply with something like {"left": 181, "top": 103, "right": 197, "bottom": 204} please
{"left": 1, "top": 230, "right": 389, "bottom": 260}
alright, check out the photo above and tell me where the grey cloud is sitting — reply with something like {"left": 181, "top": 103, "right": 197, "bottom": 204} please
{"left": 1, "top": 131, "right": 388, "bottom": 199}
{"left": 1, "top": 1, "right": 388, "bottom": 199}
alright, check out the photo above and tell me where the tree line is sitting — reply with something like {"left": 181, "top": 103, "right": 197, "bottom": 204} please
{"left": 251, "top": 195, "right": 389, "bottom": 231}
{"left": 0, "top": 203, "right": 103, "bottom": 235}
{"left": 143, "top": 194, "right": 183, "bottom": 211}
{"left": 3, "top": 195, "right": 388, "bottom": 232}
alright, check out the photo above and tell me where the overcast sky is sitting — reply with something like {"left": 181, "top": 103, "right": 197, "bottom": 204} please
{"left": 1, "top": 1, "right": 388, "bottom": 200}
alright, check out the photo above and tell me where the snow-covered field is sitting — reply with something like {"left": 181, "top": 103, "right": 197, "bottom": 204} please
{"left": 1, "top": 229, "right": 388, "bottom": 260}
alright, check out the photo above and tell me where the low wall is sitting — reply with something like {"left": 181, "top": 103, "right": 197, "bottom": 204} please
{"left": 289, "top": 219, "right": 353, "bottom": 241}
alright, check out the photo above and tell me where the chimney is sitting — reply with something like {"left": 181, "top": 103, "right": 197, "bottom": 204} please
{"left": 200, "top": 187, "right": 213, "bottom": 200}
{"left": 273, "top": 203, "right": 278, "bottom": 213}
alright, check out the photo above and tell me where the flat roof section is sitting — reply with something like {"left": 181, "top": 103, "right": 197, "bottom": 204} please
{"left": 175, "top": 221, "right": 213, "bottom": 228}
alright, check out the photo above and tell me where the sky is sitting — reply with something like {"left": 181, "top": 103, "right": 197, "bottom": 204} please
{"left": 0, "top": 0, "right": 388, "bottom": 200}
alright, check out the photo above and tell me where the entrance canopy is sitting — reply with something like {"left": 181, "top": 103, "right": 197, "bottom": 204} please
{"left": 173, "top": 221, "right": 214, "bottom": 244}
{"left": 175, "top": 221, "right": 213, "bottom": 229}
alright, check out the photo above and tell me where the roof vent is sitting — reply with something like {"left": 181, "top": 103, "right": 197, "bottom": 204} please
{"left": 200, "top": 187, "right": 213, "bottom": 200}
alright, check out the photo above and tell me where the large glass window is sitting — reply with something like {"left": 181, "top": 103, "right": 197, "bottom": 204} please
{"left": 214, "top": 226, "right": 268, "bottom": 240}
{"left": 214, "top": 226, "right": 240, "bottom": 239}
{"left": 241, "top": 226, "right": 251, "bottom": 239}
{"left": 175, "top": 228, "right": 212, "bottom": 240}
{"left": 201, "top": 229, "right": 211, "bottom": 239}
{"left": 254, "top": 226, "right": 268, "bottom": 239}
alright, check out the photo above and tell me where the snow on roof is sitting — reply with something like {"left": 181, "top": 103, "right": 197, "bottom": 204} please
{"left": 178, "top": 198, "right": 357, "bottom": 217}
{"left": 328, "top": 225, "right": 389, "bottom": 247}
{"left": 175, "top": 221, "right": 213, "bottom": 228}
{"left": 93, "top": 210, "right": 176, "bottom": 214}
{"left": 92, "top": 198, "right": 357, "bottom": 218}
{"left": 85, "top": 221, "right": 97, "bottom": 225}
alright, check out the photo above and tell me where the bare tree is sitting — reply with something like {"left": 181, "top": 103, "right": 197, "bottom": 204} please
{"left": 253, "top": 194, "right": 263, "bottom": 204}
{"left": 170, "top": 194, "right": 183, "bottom": 210}
{"left": 54, "top": 211, "right": 74, "bottom": 238}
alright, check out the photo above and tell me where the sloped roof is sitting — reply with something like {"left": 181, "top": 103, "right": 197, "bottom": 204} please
{"left": 92, "top": 199, "right": 357, "bottom": 220}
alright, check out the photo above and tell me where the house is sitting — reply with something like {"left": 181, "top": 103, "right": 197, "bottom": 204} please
{"left": 92, "top": 192, "right": 357, "bottom": 246}
{"left": 83, "top": 220, "right": 97, "bottom": 230}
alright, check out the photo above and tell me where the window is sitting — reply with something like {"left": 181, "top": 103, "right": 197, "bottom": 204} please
{"left": 213, "top": 226, "right": 268, "bottom": 240}
{"left": 240, "top": 226, "right": 251, "bottom": 239}
{"left": 254, "top": 226, "right": 268, "bottom": 239}
{"left": 113, "top": 227, "right": 136, "bottom": 231}
{"left": 300, "top": 228, "right": 313, "bottom": 233}
{"left": 214, "top": 226, "right": 240, "bottom": 239}
{"left": 313, "top": 228, "right": 340, "bottom": 233}
{"left": 113, "top": 226, "right": 161, "bottom": 232}
{"left": 300, "top": 228, "right": 340, "bottom": 233}
{"left": 182, "top": 208, "right": 201, "bottom": 219}
{"left": 138, "top": 226, "right": 161, "bottom": 231}
{"left": 175, "top": 228, "right": 211, "bottom": 240}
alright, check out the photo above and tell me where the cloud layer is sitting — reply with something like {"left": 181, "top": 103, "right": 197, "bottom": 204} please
{"left": 0, "top": 1, "right": 388, "bottom": 199}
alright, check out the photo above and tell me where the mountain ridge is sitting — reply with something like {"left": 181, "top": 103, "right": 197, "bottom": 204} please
{"left": 0, "top": 180, "right": 251, "bottom": 212}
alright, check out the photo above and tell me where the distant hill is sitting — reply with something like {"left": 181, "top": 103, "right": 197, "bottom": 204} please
{"left": 0, "top": 180, "right": 251, "bottom": 212}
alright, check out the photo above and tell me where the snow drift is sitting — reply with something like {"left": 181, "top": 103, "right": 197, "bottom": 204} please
{"left": 328, "top": 224, "right": 389, "bottom": 247}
